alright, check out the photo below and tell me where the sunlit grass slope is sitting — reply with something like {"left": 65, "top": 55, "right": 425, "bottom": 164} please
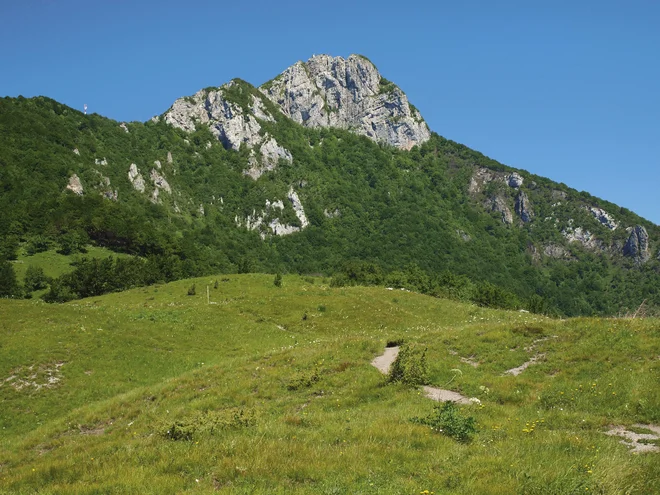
{"left": 1, "top": 275, "right": 658, "bottom": 494}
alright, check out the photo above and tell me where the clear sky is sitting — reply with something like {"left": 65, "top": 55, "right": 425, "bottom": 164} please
{"left": 2, "top": 0, "right": 658, "bottom": 224}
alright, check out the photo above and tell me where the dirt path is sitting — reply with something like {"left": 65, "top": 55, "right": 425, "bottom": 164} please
{"left": 370, "top": 346, "right": 400, "bottom": 374}
{"left": 504, "top": 353, "right": 545, "bottom": 376}
{"left": 371, "top": 346, "right": 473, "bottom": 405}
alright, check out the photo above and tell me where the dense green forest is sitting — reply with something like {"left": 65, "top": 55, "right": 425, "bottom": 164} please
{"left": 1, "top": 93, "right": 659, "bottom": 316}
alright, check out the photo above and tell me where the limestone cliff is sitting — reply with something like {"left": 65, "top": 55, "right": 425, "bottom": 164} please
{"left": 260, "top": 54, "right": 430, "bottom": 150}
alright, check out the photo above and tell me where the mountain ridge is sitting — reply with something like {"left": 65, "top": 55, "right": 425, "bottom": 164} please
{"left": 1, "top": 54, "right": 659, "bottom": 316}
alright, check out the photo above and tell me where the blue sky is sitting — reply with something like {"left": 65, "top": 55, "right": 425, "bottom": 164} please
{"left": 2, "top": 0, "right": 659, "bottom": 224}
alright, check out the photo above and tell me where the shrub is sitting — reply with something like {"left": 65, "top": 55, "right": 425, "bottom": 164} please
{"left": 159, "top": 409, "right": 256, "bottom": 441}
{"left": 187, "top": 284, "right": 196, "bottom": 296}
{"left": 0, "top": 260, "right": 21, "bottom": 297}
{"left": 24, "top": 265, "right": 49, "bottom": 292}
{"left": 274, "top": 273, "right": 282, "bottom": 287}
{"left": 412, "top": 402, "right": 477, "bottom": 443}
{"left": 388, "top": 344, "right": 429, "bottom": 386}
{"left": 287, "top": 369, "right": 320, "bottom": 391}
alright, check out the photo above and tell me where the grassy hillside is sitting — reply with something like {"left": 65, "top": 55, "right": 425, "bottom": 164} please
{"left": 1, "top": 275, "right": 658, "bottom": 494}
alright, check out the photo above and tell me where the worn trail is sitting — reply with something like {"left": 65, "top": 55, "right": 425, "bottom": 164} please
{"left": 371, "top": 346, "right": 472, "bottom": 405}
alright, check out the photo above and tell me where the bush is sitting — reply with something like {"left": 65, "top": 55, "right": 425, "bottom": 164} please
{"left": 0, "top": 260, "right": 21, "bottom": 297}
{"left": 41, "top": 278, "right": 75, "bottom": 303}
{"left": 25, "top": 236, "right": 50, "bottom": 256}
{"left": 24, "top": 265, "right": 49, "bottom": 292}
{"left": 274, "top": 272, "right": 282, "bottom": 287}
{"left": 159, "top": 409, "right": 256, "bottom": 441}
{"left": 287, "top": 369, "right": 320, "bottom": 390}
{"left": 388, "top": 344, "right": 429, "bottom": 386}
{"left": 413, "top": 402, "right": 477, "bottom": 443}
{"left": 187, "top": 284, "right": 196, "bottom": 296}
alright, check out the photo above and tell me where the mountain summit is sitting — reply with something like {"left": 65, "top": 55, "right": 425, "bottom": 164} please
{"left": 164, "top": 54, "right": 430, "bottom": 157}
{"left": 261, "top": 54, "right": 431, "bottom": 150}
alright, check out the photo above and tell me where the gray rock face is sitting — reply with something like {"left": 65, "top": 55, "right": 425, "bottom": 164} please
{"left": 543, "top": 244, "right": 569, "bottom": 259}
{"left": 260, "top": 54, "right": 430, "bottom": 150}
{"left": 236, "top": 187, "right": 309, "bottom": 239}
{"left": 244, "top": 135, "right": 294, "bottom": 180}
{"left": 128, "top": 163, "right": 145, "bottom": 193}
{"left": 66, "top": 174, "right": 83, "bottom": 195}
{"left": 588, "top": 206, "right": 618, "bottom": 230}
{"left": 164, "top": 81, "right": 292, "bottom": 178}
{"left": 515, "top": 191, "right": 533, "bottom": 223}
{"left": 562, "top": 224, "right": 603, "bottom": 251}
{"left": 468, "top": 167, "right": 498, "bottom": 195}
{"left": 624, "top": 225, "right": 650, "bottom": 263}
{"left": 508, "top": 172, "right": 524, "bottom": 188}
{"left": 486, "top": 196, "right": 513, "bottom": 225}
{"left": 150, "top": 169, "right": 171, "bottom": 194}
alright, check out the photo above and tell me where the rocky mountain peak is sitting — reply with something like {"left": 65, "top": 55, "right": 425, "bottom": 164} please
{"left": 162, "top": 54, "right": 431, "bottom": 177}
{"left": 260, "top": 54, "right": 431, "bottom": 149}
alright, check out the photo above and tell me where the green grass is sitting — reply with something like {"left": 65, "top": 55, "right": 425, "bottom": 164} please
{"left": 0, "top": 274, "right": 658, "bottom": 493}
{"left": 12, "top": 246, "right": 130, "bottom": 280}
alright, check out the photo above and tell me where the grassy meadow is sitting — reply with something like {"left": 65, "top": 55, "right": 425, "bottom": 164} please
{"left": 0, "top": 274, "right": 659, "bottom": 494}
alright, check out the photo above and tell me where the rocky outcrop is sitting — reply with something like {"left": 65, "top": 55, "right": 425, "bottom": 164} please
{"left": 623, "top": 225, "right": 650, "bottom": 263}
{"left": 150, "top": 169, "right": 171, "bottom": 194}
{"left": 486, "top": 196, "right": 513, "bottom": 225}
{"left": 260, "top": 54, "right": 430, "bottom": 150}
{"left": 66, "top": 174, "right": 83, "bottom": 195}
{"left": 236, "top": 187, "right": 309, "bottom": 239}
{"left": 287, "top": 186, "right": 309, "bottom": 229}
{"left": 164, "top": 81, "right": 292, "bottom": 177}
{"left": 120, "top": 123, "right": 129, "bottom": 133}
{"left": 244, "top": 135, "right": 294, "bottom": 180}
{"left": 128, "top": 163, "right": 145, "bottom": 193}
{"left": 469, "top": 167, "right": 525, "bottom": 195}
{"left": 543, "top": 244, "right": 569, "bottom": 259}
{"left": 515, "top": 191, "right": 533, "bottom": 223}
{"left": 562, "top": 224, "right": 599, "bottom": 250}
{"left": 468, "top": 167, "right": 498, "bottom": 195}
{"left": 588, "top": 206, "right": 618, "bottom": 230}
{"left": 508, "top": 172, "right": 524, "bottom": 188}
